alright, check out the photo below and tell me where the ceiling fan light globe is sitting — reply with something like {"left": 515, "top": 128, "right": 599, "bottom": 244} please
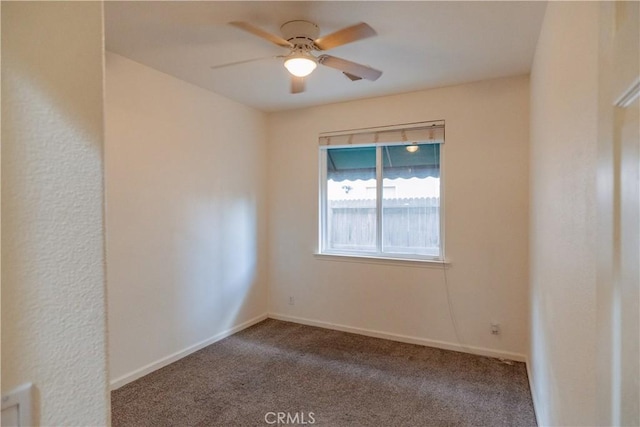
{"left": 284, "top": 57, "right": 317, "bottom": 77}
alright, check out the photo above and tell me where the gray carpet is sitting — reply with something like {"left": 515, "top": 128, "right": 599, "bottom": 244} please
{"left": 111, "top": 319, "right": 537, "bottom": 426}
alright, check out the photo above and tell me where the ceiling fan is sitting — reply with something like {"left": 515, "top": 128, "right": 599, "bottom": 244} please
{"left": 214, "top": 20, "right": 383, "bottom": 94}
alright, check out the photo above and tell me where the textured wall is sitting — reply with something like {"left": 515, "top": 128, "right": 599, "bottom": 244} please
{"left": 267, "top": 75, "right": 530, "bottom": 359}
{"left": 1, "top": 2, "right": 109, "bottom": 426}
{"left": 529, "top": 2, "right": 599, "bottom": 425}
{"left": 105, "top": 53, "right": 269, "bottom": 385}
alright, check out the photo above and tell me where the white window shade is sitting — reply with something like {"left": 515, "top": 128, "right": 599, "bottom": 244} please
{"left": 319, "top": 121, "right": 444, "bottom": 147}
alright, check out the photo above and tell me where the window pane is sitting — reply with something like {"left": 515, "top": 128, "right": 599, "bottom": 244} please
{"left": 382, "top": 144, "right": 440, "bottom": 256}
{"left": 326, "top": 147, "right": 377, "bottom": 252}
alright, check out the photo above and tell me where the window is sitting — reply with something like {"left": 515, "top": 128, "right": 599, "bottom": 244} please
{"left": 319, "top": 122, "right": 444, "bottom": 261}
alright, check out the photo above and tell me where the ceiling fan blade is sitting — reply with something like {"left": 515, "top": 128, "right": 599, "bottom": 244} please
{"left": 210, "top": 56, "right": 282, "bottom": 70}
{"left": 318, "top": 55, "right": 382, "bottom": 81}
{"left": 291, "top": 76, "right": 305, "bottom": 94}
{"left": 343, "top": 72, "right": 363, "bottom": 81}
{"left": 229, "top": 21, "right": 293, "bottom": 48}
{"left": 314, "top": 22, "right": 377, "bottom": 51}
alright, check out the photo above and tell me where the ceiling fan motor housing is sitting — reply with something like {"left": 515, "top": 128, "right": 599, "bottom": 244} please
{"left": 280, "top": 20, "right": 320, "bottom": 49}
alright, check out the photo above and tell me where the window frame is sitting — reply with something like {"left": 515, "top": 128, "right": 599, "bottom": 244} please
{"left": 318, "top": 141, "right": 445, "bottom": 262}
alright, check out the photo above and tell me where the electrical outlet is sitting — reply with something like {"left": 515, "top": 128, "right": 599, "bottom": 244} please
{"left": 289, "top": 296, "right": 295, "bottom": 306}
{"left": 491, "top": 322, "right": 500, "bottom": 335}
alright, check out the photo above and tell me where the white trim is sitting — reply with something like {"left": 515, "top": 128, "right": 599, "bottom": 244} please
{"left": 439, "top": 142, "right": 446, "bottom": 258}
{"left": 375, "top": 145, "right": 383, "bottom": 250}
{"left": 314, "top": 252, "right": 450, "bottom": 268}
{"left": 1, "top": 383, "right": 34, "bottom": 427}
{"left": 319, "top": 149, "right": 328, "bottom": 253}
{"left": 268, "top": 313, "right": 525, "bottom": 362}
{"left": 614, "top": 76, "right": 640, "bottom": 108}
{"left": 526, "top": 356, "right": 546, "bottom": 427}
{"left": 110, "top": 313, "right": 268, "bottom": 390}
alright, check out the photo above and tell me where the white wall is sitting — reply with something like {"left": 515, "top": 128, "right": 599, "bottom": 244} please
{"left": 1, "top": 2, "right": 109, "bottom": 425}
{"left": 529, "top": 2, "right": 599, "bottom": 425}
{"left": 267, "top": 75, "right": 530, "bottom": 359}
{"left": 105, "top": 53, "right": 268, "bottom": 386}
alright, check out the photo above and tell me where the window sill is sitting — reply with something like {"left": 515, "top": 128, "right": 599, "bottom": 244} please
{"left": 313, "top": 253, "right": 451, "bottom": 268}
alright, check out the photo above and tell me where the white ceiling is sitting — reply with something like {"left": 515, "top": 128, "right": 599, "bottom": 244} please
{"left": 105, "top": 1, "right": 547, "bottom": 112}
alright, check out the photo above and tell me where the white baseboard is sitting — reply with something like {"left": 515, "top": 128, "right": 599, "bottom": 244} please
{"left": 526, "top": 356, "right": 545, "bottom": 427}
{"left": 110, "top": 313, "right": 268, "bottom": 390}
{"left": 268, "top": 313, "right": 526, "bottom": 362}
